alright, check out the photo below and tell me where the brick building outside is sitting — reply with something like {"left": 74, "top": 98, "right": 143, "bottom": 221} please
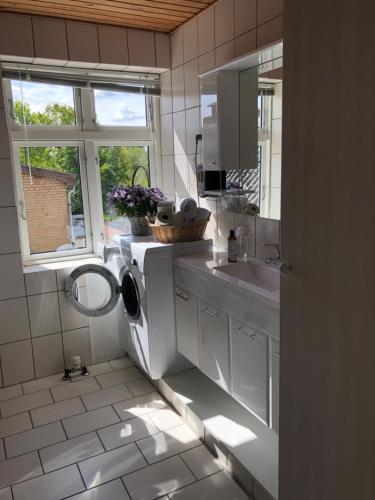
{"left": 22, "top": 166, "right": 77, "bottom": 254}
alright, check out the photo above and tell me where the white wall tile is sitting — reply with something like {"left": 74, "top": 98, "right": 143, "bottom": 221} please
{"left": 198, "top": 8, "right": 215, "bottom": 55}
{"left": 0, "top": 207, "right": 19, "bottom": 254}
{"left": 0, "top": 159, "right": 15, "bottom": 207}
{"left": 12, "top": 464, "right": 84, "bottom": 500}
{"left": 0, "top": 451, "right": 41, "bottom": 489}
{"left": 160, "top": 114, "right": 174, "bottom": 156}
{"left": 171, "top": 28, "right": 183, "bottom": 68}
{"left": 0, "top": 487, "right": 12, "bottom": 499}
{"left": 160, "top": 71, "right": 172, "bottom": 116}
{"left": 185, "top": 107, "right": 201, "bottom": 155}
{"left": 0, "top": 439, "right": 4, "bottom": 461}
{"left": 187, "top": 155, "right": 199, "bottom": 199}
{"left": 172, "top": 65, "right": 185, "bottom": 112}
{"left": 235, "top": 29, "right": 257, "bottom": 58}
{"left": 257, "top": 16, "right": 283, "bottom": 49}
{"left": 32, "top": 334, "right": 64, "bottom": 378}
{"left": 0, "top": 298, "right": 30, "bottom": 344}
{"left": 58, "top": 291, "right": 89, "bottom": 331}
{"left": 5, "top": 421, "right": 65, "bottom": 458}
{"left": 32, "top": 17, "right": 68, "bottom": 61}
{"left": 0, "top": 13, "right": 34, "bottom": 58}
{"left": 271, "top": 118, "right": 282, "bottom": 154}
{"left": 24, "top": 270, "right": 57, "bottom": 295}
{"left": 161, "top": 156, "right": 175, "bottom": 197}
{"left": 257, "top": 0, "right": 283, "bottom": 25}
{"left": 127, "top": 29, "right": 155, "bottom": 67}
{"left": 123, "top": 455, "right": 195, "bottom": 500}
{"left": 78, "top": 443, "right": 146, "bottom": 488}
{"left": 0, "top": 253, "right": 25, "bottom": 300}
{"left": 255, "top": 217, "right": 280, "bottom": 260}
{"left": 0, "top": 412, "right": 32, "bottom": 439}
{"left": 0, "top": 389, "right": 52, "bottom": 418}
{"left": 40, "top": 432, "right": 104, "bottom": 473}
{"left": 184, "top": 59, "right": 200, "bottom": 109}
{"left": 98, "top": 25, "right": 128, "bottom": 66}
{"left": 0, "top": 340, "right": 34, "bottom": 386}
{"left": 217, "top": 208, "right": 236, "bottom": 249}
{"left": 183, "top": 18, "right": 198, "bottom": 62}
{"left": 198, "top": 50, "right": 216, "bottom": 74}
{"left": 215, "top": 40, "right": 235, "bottom": 66}
{"left": 66, "top": 21, "right": 99, "bottom": 63}
{"left": 155, "top": 33, "right": 171, "bottom": 69}
{"left": 215, "top": 0, "right": 235, "bottom": 47}
{"left": 173, "top": 111, "right": 187, "bottom": 156}
{"left": 234, "top": 213, "right": 256, "bottom": 258}
{"left": 0, "top": 109, "right": 10, "bottom": 159}
{"left": 62, "top": 327, "right": 92, "bottom": 366}
{"left": 174, "top": 155, "right": 189, "bottom": 199}
{"left": 234, "top": 0, "right": 257, "bottom": 36}
{"left": 27, "top": 292, "right": 60, "bottom": 337}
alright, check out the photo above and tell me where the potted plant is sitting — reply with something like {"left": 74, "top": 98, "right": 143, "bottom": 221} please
{"left": 108, "top": 184, "right": 165, "bottom": 236}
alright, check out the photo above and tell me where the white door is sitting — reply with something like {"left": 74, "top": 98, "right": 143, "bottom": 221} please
{"left": 231, "top": 318, "right": 269, "bottom": 424}
{"left": 199, "top": 299, "right": 230, "bottom": 391}
{"left": 175, "top": 287, "right": 199, "bottom": 367}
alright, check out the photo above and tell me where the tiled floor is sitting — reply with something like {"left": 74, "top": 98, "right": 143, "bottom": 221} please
{"left": 0, "top": 358, "right": 249, "bottom": 500}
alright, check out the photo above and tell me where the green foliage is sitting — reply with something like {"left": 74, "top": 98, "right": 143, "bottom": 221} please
{"left": 17, "top": 101, "right": 149, "bottom": 218}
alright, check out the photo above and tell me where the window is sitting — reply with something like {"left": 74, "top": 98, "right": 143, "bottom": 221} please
{"left": 5, "top": 70, "right": 158, "bottom": 263}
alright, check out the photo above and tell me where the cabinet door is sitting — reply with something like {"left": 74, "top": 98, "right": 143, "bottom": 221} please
{"left": 175, "top": 287, "right": 199, "bottom": 366}
{"left": 271, "top": 339, "right": 280, "bottom": 432}
{"left": 199, "top": 299, "right": 230, "bottom": 390}
{"left": 231, "top": 319, "right": 269, "bottom": 424}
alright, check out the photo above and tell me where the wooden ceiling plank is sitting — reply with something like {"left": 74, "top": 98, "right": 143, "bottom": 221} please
{"left": 97, "top": 0, "right": 204, "bottom": 14}
{"left": 0, "top": 5, "right": 176, "bottom": 30}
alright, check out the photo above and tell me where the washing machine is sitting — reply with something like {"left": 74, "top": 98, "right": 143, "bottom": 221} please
{"left": 65, "top": 236, "right": 212, "bottom": 379}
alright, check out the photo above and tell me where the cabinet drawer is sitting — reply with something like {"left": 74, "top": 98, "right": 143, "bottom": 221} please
{"left": 199, "top": 299, "right": 230, "bottom": 391}
{"left": 175, "top": 287, "right": 199, "bottom": 367}
{"left": 231, "top": 318, "right": 269, "bottom": 424}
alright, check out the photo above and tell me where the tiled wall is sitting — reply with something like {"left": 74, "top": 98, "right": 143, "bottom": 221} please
{"left": 159, "top": 0, "right": 283, "bottom": 255}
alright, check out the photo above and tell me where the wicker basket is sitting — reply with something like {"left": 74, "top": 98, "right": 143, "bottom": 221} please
{"left": 149, "top": 220, "right": 208, "bottom": 243}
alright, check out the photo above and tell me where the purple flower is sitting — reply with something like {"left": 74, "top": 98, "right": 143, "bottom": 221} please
{"left": 108, "top": 183, "right": 166, "bottom": 217}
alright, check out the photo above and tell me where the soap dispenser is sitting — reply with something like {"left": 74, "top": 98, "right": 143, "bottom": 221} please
{"left": 228, "top": 230, "right": 237, "bottom": 263}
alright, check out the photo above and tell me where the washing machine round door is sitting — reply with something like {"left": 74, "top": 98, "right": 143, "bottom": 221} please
{"left": 65, "top": 264, "right": 121, "bottom": 317}
{"left": 120, "top": 270, "right": 141, "bottom": 320}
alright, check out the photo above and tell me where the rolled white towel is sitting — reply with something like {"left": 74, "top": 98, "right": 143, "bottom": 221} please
{"left": 173, "top": 211, "right": 185, "bottom": 225}
{"left": 194, "top": 207, "right": 211, "bottom": 222}
{"left": 180, "top": 198, "right": 198, "bottom": 222}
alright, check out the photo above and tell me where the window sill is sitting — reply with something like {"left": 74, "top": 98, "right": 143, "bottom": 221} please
{"left": 23, "top": 254, "right": 100, "bottom": 274}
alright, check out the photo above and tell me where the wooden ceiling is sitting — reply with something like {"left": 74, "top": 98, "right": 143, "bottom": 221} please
{"left": 0, "top": 0, "right": 217, "bottom": 32}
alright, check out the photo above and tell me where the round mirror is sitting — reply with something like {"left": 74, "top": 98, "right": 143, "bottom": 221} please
{"left": 65, "top": 264, "right": 120, "bottom": 317}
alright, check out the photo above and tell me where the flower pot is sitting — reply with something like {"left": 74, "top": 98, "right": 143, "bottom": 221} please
{"left": 129, "top": 216, "right": 150, "bottom": 236}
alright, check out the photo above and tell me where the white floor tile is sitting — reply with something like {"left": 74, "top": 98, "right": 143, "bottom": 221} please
{"left": 5, "top": 421, "right": 66, "bottom": 458}
{"left": 180, "top": 445, "right": 223, "bottom": 480}
{"left": 12, "top": 464, "right": 85, "bottom": 500}
{"left": 23, "top": 374, "right": 66, "bottom": 394}
{"left": 137, "top": 425, "right": 200, "bottom": 464}
{"left": 0, "top": 412, "right": 32, "bottom": 438}
{"left": 0, "top": 385, "right": 23, "bottom": 402}
{"left": 148, "top": 408, "right": 184, "bottom": 431}
{"left": 31, "top": 397, "right": 86, "bottom": 427}
{"left": 123, "top": 456, "right": 195, "bottom": 500}
{"left": 0, "top": 487, "right": 12, "bottom": 500}
{"left": 78, "top": 443, "right": 147, "bottom": 488}
{"left": 98, "top": 416, "right": 159, "bottom": 451}
{"left": 96, "top": 367, "right": 142, "bottom": 389}
{"left": 63, "top": 406, "right": 119, "bottom": 438}
{"left": 0, "top": 390, "right": 53, "bottom": 418}
{"left": 40, "top": 432, "right": 104, "bottom": 473}
{"left": 113, "top": 392, "right": 168, "bottom": 421}
{"left": 81, "top": 385, "right": 132, "bottom": 411}
{"left": 68, "top": 479, "right": 130, "bottom": 500}
{"left": 51, "top": 378, "right": 100, "bottom": 402}
{"left": 126, "top": 377, "right": 154, "bottom": 397}
{"left": 85, "top": 362, "right": 113, "bottom": 377}
{"left": 169, "top": 470, "right": 249, "bottom": 499}
{"left": 109, "top": 358, "right": 134, "bottom": 370}
{"left": 0, "top": 451, "right": 42, "bottom": 489}
{"left": 0, "top": 439, "right": 4, "bottom": 461}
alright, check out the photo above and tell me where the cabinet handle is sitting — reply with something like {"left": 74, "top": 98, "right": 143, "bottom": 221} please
{"left": 175, "top": 292, "right": 190, "bottom": 302}
{"left": 200, "top": 307, "right": 219, "bottom": 318}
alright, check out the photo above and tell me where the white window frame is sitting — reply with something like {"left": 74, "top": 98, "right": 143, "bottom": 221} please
{"left": 5, "top": 77, "right": 159, "bottom": 265}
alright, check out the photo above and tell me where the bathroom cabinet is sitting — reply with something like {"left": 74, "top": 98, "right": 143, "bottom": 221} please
{"left": 199, "top": 299, "right": 230, "bottom": 391}
{"left": 270, "top": 339, "right": 280, "bottom": 432}
{"left": 175, "top": 287, "right": 200, "bottom": 367}
{"left": 230, "top": 318, "right": 269, "bottom": 424}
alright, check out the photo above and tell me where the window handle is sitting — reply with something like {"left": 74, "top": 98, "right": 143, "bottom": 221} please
{"left": 8, "top": 98, "right": 16, "bottom": 120}
{"left": 175, "top": 292, "right": 190, "bottom": 302}
{"left": 19, "top": 201, "right": 27, "bottom": 220}
{"left": 200, "top": 307, "right": 219, "bottom": 318}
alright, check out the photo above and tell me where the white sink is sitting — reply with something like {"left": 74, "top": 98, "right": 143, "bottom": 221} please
{"left": 214, "top": 260, "right": 280, "bottom": 292}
